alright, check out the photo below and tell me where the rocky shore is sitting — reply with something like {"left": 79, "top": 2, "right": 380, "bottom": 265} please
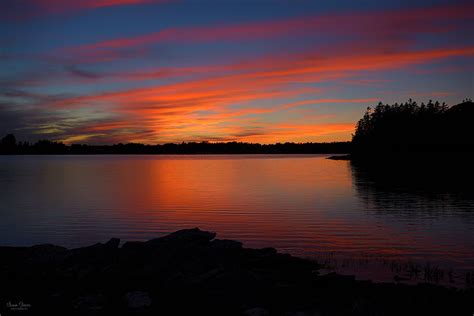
{"left": 1, "top": 228, "right": 472, "bottom": 315}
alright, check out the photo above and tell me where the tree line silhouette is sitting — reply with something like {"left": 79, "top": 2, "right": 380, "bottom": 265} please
{"left": 0, "top": 135, "right": 350, "bottom": 155}
{"left": 352, "top": 99, "right": 474, "bottom": 154}
{"left": 2, "top": 99, "right": 472, "bottom": 155}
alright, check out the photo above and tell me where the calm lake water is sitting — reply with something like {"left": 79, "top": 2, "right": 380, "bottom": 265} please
{"left": 1, "top": 155, "right": 473, "bottom": 285}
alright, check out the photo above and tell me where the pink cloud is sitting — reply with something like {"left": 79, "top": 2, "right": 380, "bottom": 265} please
{"left": 59, "top": 2, "right": 474, "bottom": 63}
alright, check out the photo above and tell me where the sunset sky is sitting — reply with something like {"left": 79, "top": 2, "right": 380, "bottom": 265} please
{"left": 1, "top": 0, "right": 473, "bottom": 144}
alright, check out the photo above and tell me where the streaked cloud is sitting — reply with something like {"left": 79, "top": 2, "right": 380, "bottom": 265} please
{"left": 1, "top": 1, "right": 473, "bottom": 143}
{"left": 0, "top": 0, "right": 172, "bottom": 19}
{"left": 59, "top": 2, "right": 474, "bottom": 63}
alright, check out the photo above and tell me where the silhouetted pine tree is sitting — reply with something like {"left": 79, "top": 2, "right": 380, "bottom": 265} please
{"left": 352, "top": 99, "right": 473, "bottom": 154}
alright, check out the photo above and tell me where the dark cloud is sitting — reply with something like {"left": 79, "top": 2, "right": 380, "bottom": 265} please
{"left": 65, "top": 65, "right": 102, "bottom": 80}
{"left": 231, "top": 128, "right": 265, "bottom": 138}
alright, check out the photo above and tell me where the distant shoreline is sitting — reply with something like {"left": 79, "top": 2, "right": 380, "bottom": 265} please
{"left": 1, "top": 152, "right": 348, "bottom": 156}
{"left": 0, "top": 138, "right": 351, "bottom": 155}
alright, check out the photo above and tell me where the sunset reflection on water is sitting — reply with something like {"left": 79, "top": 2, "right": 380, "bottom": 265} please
{"left": 1, "top": 155, "right": 473, "bottom": 284}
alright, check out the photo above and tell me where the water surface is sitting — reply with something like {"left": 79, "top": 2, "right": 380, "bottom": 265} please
{"left": 1, "top": 155, "right": 473, "bottom": 285}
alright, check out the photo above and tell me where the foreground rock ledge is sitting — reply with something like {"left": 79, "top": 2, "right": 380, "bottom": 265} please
{"left": 0, "top": 228, "right": 472, "bottom": 315}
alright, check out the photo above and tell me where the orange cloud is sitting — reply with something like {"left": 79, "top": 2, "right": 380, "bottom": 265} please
{"left": 234, "top": 123, "right": 356, "bottom": 144}
{"left": 280, "top": 99, "right": 381, "bottom": 109}
{"left": 39, "top": 43, "right": 474, "bottom": 144}
{"left": 5, "top": 1, "right": 473, "bottom": 144}
{"left": 51, "top": 45, "right": 474, "bottom": 108}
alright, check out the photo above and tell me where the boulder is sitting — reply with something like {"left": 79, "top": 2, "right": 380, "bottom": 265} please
{"left": 210, "top": 239, "right": 243, "bottom": 249}
{"left": 146, "top": 228, "right": 216, "bottom": 247}
{"left": 26, "top": 244, "right": 69, "bottom": 263}
{"left": 104, "top": 238, "right": 120, "bottom": 249}
{"left": 73, "top": 294, "right": 105, "bottom": 312}
{"left": 124, "top": 291, "right": 152, "bottom": 309}
{"left": 244, "top": 307, "right": 269, "bottom": 316}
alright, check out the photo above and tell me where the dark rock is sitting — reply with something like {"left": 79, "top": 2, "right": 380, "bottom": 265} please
{"left": 188, "top": 267, "right": 224, "bottom": 285}
{"left": 286, "top": 312, "right": 321, "bottom": 316}
{"left": 124, "top": 291, "right": 152, "bottom": 309}
{"left": 146, "top": 228, "right": 216, "bottom": 247}
{"left": 104, "top": 238, "right": 120, "bottom": 249}
{"left": 210, "top": 239, "right": 243, "bottom": 249}
{"left": 73, "top": 294, "right": 105, "bottom": 312}
{"left": 244, "top": 307, "right": 269, "bottom": 316}
{"left": 71, "top": 239, "right": 120, "bottom": 259}
{"left": 26, "top": 244, "right": 69, "bottom": 263}
{"left": 1, "top": 228, "right": 473, "bottom": 316}
{"left": 121, "top": 240, "right": 147, "bottom": 250}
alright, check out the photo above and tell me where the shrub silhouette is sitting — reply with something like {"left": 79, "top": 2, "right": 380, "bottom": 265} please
{"left": 352, "top": 99, "right": 474, "bottom": 154}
